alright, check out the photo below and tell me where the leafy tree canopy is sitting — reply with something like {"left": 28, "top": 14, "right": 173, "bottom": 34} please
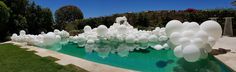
{"left": 55, "top": 5, "right": 83, "bottom": 29}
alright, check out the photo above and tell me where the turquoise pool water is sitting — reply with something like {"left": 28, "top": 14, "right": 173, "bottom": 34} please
{"left": 47, "top": 43, "right": 233, "bottom": 72}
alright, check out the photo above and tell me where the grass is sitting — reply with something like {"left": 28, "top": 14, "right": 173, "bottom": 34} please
{"left": 0, "top": 43, "right": 88, "bottom": 72}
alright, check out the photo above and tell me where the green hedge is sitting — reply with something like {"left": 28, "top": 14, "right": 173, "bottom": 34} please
{"left": 66, "top": 9, "right": 236, "bottom": 36}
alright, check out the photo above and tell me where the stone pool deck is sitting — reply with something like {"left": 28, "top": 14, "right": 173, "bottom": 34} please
{"left": 2, "top": 41, "right": 135, "bottom": 72}
{"left": 213, "top": 36, "right": 236, "bottom": 71}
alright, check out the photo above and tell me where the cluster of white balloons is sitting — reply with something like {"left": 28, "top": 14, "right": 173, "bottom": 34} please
{"left": 11, "top": 30, "right": 70, "bottom": 49}
{"left": 166, "top": 20, "right": 222, "bottom": 62}
{"left": 10, "top": 16, "right": 223, "bottom": 62}
{"left": 69, "top": 16, "right": 169, "bottom": 58}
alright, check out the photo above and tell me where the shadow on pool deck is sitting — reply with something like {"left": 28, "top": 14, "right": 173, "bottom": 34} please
{"left": 213, "top": 36, "right": 236, "bottom": 72}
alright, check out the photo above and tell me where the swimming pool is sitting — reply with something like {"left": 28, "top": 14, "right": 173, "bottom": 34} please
{"left": 46, "top": 43, "right": 232, "bottom": 72}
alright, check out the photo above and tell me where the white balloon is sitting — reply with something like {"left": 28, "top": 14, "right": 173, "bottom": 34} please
{"left": 208, "top": 36, "right": 216, "bottom": 47}
{"left": 117, "top": 25, "right": 128, "bottom": 34}
{"left": 60, "top": 30, "right": 70, "bottom": 38}
{"left": 153, "top": 45, "right": 163, "bottom": 50}
{"left": 185, "top": 22, "right": 200, "bottom": 31}
{"left": 163, "top": 43, "right": 169, "bottom": 49}
{"left": 183, "top": 44, "right": 201, "bottom": 62}
{"left": 152, "top": 29, "right": 160, "bottom": 36}
{"left": 87, "top": 35, "right": 97, "bottom": 41}
{"left": 182, "top": 22, "right": 190, "bottom": 26}
{"left": 20, "top": 30, "right": 26, "bottom": 36}
{"left": 77, "top": 35, "right": 86, "bottom": 42}
{"left": 165, "top": 20, "right": 183, "bottom": 36}
{"left": 155, "top": 27, "right": 161, "bottom": 31}
{"left": 200, "top": 20, "right": 222, "bottom": 40}
{"left": 43, "top": 32, "right": 58, "bottom": 46}
{"left": 202, "top": 43, "right": 212, "bottom": 52}
{"left": 41, "top": 32, "right": 45, "bottom": 34}
{"left": 179, "top": 37, "right": 190, "bottom": 47}
{"left": 11, "top": 33, "right": 18, "bottom": 41}
{"left": 166, "top": 40, "right": 176, "bottom": 49}
{"left": 138, "top": 35, "right": 148, "bottom": 43}
{"left": 54, "top": 29, "right": 60, "bottom": 35}
{"left": 87, "top": 39, "right": 95, "bottom": 44}
{"left": 116, "top": 16, "right": 127, "bottom": 23}
{"left": 84, "top": 25, "right": 92, "bottom": 33}
{"left": 96, "top": 25, "right": 108, "bottom": 36}
{"left": 191, "top": 38, "right": 204, "bottom": 48}
{"left": 125, "top": 34, "right": 136, "bottom": 43}
{"left": 200, "top": 48, "right": 208, "bottom": 59}
{"left": 174, "top": 45, "right": 183, "bottom": 57}
{"left": 194, "top": 30, "right": 208, "bottom": 42}
{"left": 148, "top": 35, "right": 158, "bottom": 42}
{"left": 159, "top": 35, "right": 168, "bottom": 42}
{"left": 55, "top": 35, "right": 61, "bottom": 41}
{"left": 182, "top": 30, "right": 194, "bottom": 38}
{"left": 159, "top": 28, "right": 166, "bottom": 36}
{"left": 169, "top": 32, "right": 182, "bottom": 45}
{"left": 116, "top": 34, "right": 125, "bottom": 41}
{"left": 152, "top": 30, "right": 160, "bottom": 35}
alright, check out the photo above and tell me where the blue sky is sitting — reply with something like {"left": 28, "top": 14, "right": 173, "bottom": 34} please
{"left": 32, "top": 0, "right": 234, "bottom": 18}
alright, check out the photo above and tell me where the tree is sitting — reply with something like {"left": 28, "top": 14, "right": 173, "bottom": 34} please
{"left": 26, "top": 2, "right": 54, "bottom": 34}
{"left": 0, "top": 1, "right": 10, "bottom": 41}
{"left": 0, "top": 0, "right": 29, "bottom": 34}
{"left": 0, "top": 1, "right": 9, "bottom": 23}
{"left": 0, "top": 0, "right": 55, "bottom": 41}
{"left": 137, "top": 13, "right": 149, "bottom": 27}
{"left": 55, "top": 5, "right": 84, "bottom": 29}
{"left": 231, "top": 1, "right": 236, "bottom": 6}
{"left": 38, "top": 8, "right": 54, "bottom": 32}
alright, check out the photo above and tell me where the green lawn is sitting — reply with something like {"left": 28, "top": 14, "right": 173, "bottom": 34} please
{"left": 0, "top": 43, "right": 88, "bottom": 72}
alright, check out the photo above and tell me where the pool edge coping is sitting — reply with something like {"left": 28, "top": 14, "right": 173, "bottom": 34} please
{"left": 213, "top": 36, "right": 236, "bottom": 72}
{"left": 213, "top": 52, "right": 236, "bottom": 72}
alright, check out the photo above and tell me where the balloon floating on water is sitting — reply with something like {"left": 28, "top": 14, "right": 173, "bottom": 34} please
{"left": 11, "top": 16, "right": 222, "bottom": 62}
{"left": 167, "top": 20, "right": 222, "bottom": 62}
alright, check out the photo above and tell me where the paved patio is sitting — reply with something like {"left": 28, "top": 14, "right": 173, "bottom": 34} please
{"left": 213, "top": 36, "right": 236, "bottom": 71}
